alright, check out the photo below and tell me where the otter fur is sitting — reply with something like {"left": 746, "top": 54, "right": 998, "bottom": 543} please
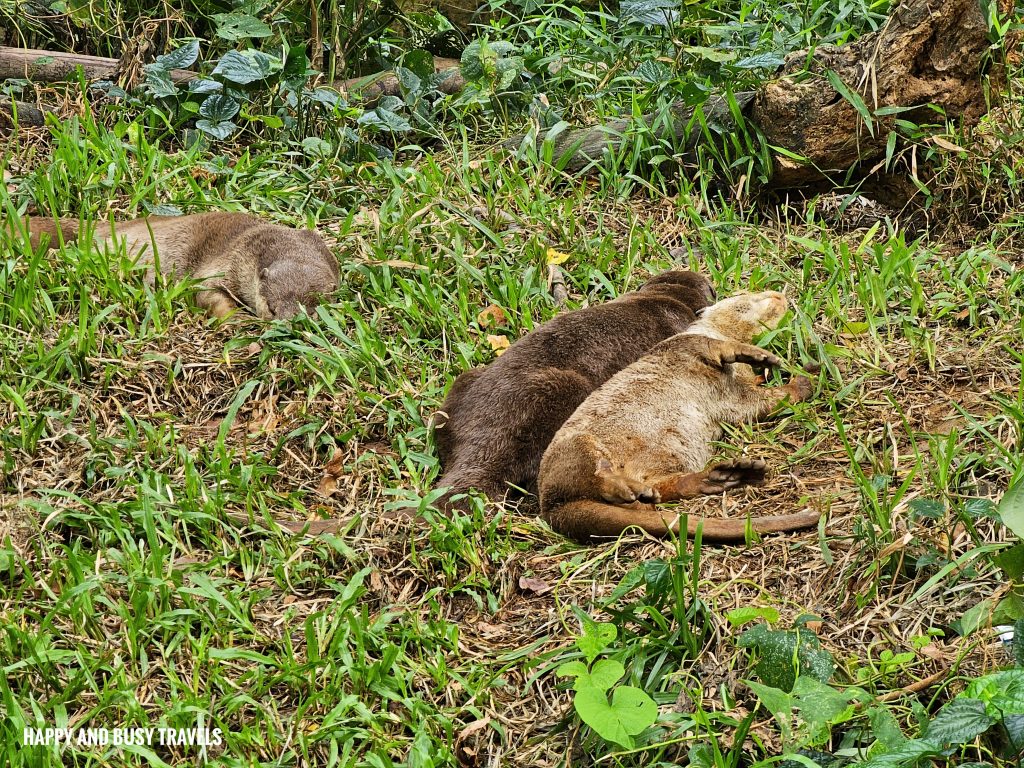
{"left": 432, "top": 270, "right": 716, "bottom": 508}
{"left": 13, "top": 213, "right": 340, "bottom": 320}
{"left": 538, "top": 290, "right": 820, "bottom": 542}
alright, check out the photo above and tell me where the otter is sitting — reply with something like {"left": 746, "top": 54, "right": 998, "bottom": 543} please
{"left": 12, "top": 212, "right": 340, "bottom": 319}
{"left": 432, "top": 270, "right": 716, "bottom": 509}
{"left": 538, "top": 290, "right": 821, "bottom": 542}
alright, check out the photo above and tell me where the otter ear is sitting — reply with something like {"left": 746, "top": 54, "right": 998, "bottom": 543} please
{"left": 261, "top": 267, "right": 271, "bottom": 279}
{"left": 595, "top": 458, "right": 613, "bottom": 476}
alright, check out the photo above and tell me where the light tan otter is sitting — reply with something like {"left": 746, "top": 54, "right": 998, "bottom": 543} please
{"left": 538, "top": 290, "right": 821, "bottom": 543}
{"left": 12, "top": 212, "right": 340, "bottom": 319}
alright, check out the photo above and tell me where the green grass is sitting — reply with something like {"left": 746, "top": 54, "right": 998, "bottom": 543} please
{"left": 2, "top": 23, "right": 1024, "bottom": 768}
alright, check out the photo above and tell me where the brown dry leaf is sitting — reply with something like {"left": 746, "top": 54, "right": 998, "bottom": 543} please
{"left": 932, "top": 136, "right": 967, "bottom": 153}
{"left": 318, "top": 449, "right": 345, "bottom": 497}
{"left": 248, "top": 395, "right": 280, "bottom": 435}
{"left": 476, "top": 621, "right": 510, "bottom": 638}
{"left": 282, "top": 594, "right": 298, "bottom": 605}
{"left": 476, "top": 304, "right": 507, "bottom": 328}
{"left": 455, "top": 717, "right": 491, "bottom": 768}
{"left": 486, "top": 334, "right": 510, "bottom": 356}
{"left": 518, "top": 575, "right": 553, "bottom": 596}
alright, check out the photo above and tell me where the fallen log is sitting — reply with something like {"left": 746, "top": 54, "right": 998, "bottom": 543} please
{"left": 332, "top": 57, "right": 465, "bottom": 103}
{"left": 512, "top": 0, "right": 993, "bottom": 188}
{"left": 0, "top": 45, "right": 195, "bottom": 84}
{"left": 0, "top": 97, "right": 50, "bottom": 130}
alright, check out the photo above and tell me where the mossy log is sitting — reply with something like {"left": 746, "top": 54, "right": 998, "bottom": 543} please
{"left": 512, "top": 0, "right": 993, "bottom": 187}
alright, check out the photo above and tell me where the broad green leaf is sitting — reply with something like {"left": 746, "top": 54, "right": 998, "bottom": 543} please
{"left": 634, "top": 59, "right": 672, "bottom": 84}
{"left": 963, "top": 670, "right": 1024, "bottom": 715}
{"left": 195, "top": 119, "right": 238, "bottom": 140}
{"left": 576, "top": 621, "right": 616, "bottom": 664}
{"left": 952, "top": 597, "right": 994, "bottom": 637}
{"left": 213, "top": 49, "right": 280, "bottom": 85}
{"left": 154, "top": 40, "right": 199, "bottom": 70}
{"left": 642, "top": 558, "right": 672, "bottom": 596}
{"left": 734, "top": 52, "right": 785, "bottom": 70}
{"left": 188, "top": 78, "right": 222, "bottom": 95}
{"left": 860, "top": 739, "right": 943, "bottom": 768}
{"left": 403, "top": 49, "right": 435, "bottom": 81}
{"left": 908, "top": 498, "right": 944, "bottom": 520}
{"left": 213, "top": 12, "right": 272, "bottom": 41}
{"left": 738, "top": 624, "right": 835, "bottom": 691}
{"left": 621, "top": 0, "right": 678, "bottom": 26}
{"left": 199, "top": 94, "right": 239, "bottom": 121}
{"left": 745, "top": 680, "right": 793, "bottom": 720}
{"left": 395, "top": 66, "right": 422, "bottom": 95}
{"left": 726, "top": 606, "right": 780, "bottom": 628}
{"left": 998, "top": 481, "right": 1024, "bottom": 538}
{"left": 143, "top": 67, "right": 178, "bottom": 98}
{"left": 573, "top": 685, "right": 657, "bottom": 749}
{"left": 866, "top": 705, "right": 907, "bottom": 750}
{"left": 557, "top": 661, "right": 588, "bottom": 679}
{"left": 683, "top": 46, "right": 737, "bottom": 64}
{"left": 924, "top": 698, "right": 995, "bottom": 744}
{"left": 587, "top": 659, "right": 625, "bottom": 692}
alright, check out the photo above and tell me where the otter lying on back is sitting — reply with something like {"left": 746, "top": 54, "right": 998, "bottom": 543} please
{"left": 432, "top": 270, "right": 716, "bottom": 509}
{"left": 14, "top": 212, "right": 340, "bottom": 320}
{"left": 538, "top": 291, "right": 820, "bottom": 542}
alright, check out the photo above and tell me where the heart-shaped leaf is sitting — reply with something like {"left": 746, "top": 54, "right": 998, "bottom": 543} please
{"left": 573, "top": 685, "right": 658, "bottom": 749}
{"left": 213, "top": 12, "right": 272, "bottom": 41}
{"left": 213, "top": 49, "right": 280, "bottom": 85}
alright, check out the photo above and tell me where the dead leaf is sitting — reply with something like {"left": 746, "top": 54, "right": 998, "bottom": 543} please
{"left": 932, "top": 136, "right": 967, "bottom": 153}
{"left": 476, "top": 304, "right": 507, "bottom": 328}
{"left": 518, "top": 575, "right": 553, "bottom": 596}
{"left": 486, "top": 334, "right": 510, "bottom": 356}
{"left": 366, "top": 259, "right": 428, "bottom": 270}
{"left": 455, "top": 717, "right": 491, "bottom": 768}
{"left": 476, "top": 621, "right": 509, "bottom": 638}
{"left": 246, "top": 341, "right": 263, "bottom": 356}
{"left": 318, "top": 449, "right": 345, "bottom": 497}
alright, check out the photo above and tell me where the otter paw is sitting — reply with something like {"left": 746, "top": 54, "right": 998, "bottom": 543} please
{"left": 784, "top": 375, "right": 814, "bottom": 402}
{"left": 709, "top": 341, "right": 782, "bottom": 373}
{"left": 701, "top": 458, "right": 768, "bottom": 493}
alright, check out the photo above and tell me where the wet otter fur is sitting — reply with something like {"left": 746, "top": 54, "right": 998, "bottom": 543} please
{"left": 538, "top": 290, "right": 820, "bottom": 542}
{"left": 14, "top": 213, "right": 339, "bottom": 320}
{"left": 432, "top": 270, "right": 717, "bottom": 509}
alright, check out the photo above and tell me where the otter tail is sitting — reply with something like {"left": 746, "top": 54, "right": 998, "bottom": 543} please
{"left": 3, "top": 216, "right": 84, "bottom": 249}
{"left": 543, "top": 499, "right": 821, "bottom": 543}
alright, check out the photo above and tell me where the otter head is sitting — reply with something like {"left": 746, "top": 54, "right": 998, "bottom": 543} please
{"left": 697, "top": 290, "right": 789, "bottom": 341}
{"left": 639, "top": 270, "right": 716, "bottom": 310}
{"left": 257, "top": 259, "right": 339, "bottom": 320}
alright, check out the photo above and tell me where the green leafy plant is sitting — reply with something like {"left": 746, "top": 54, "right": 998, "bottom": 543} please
{"left": 557, "top": 618, "right": 658, "bottom": 749}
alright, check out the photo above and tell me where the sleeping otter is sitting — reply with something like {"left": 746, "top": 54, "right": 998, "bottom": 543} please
{"left": 12, "top": 212, "right": 339, "bottom": 319}
{"left": 538, "top": 290, "right": 820, "bottom": 542}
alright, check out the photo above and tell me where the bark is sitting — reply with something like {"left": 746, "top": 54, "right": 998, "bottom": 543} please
{"left": 0, "top": 45, "right": 195, "bottom": 84}
{"left": 512, "top": 0, "right": 992, "bottom": 188}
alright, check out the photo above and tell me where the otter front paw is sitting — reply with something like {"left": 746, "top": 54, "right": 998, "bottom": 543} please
{"left": 707, "top": 340, "right": 782, "bottom": 372}
{"left": 782, "top": 375, "right": 813, "bottom": 403}
{"left": 596, "top": 459, "right": 659, "bottom": 505}
{"left": 700, "top": 458, "right": 768, "bottom": 494}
